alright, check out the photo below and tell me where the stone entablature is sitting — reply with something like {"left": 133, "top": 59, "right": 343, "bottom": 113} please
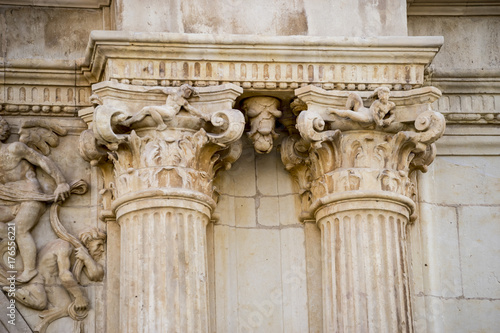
{"left": 81, "top": 32, "right": 443, "bottom": 92}
{"left": 0, "top": 60, "right": 92, "bottom": 117}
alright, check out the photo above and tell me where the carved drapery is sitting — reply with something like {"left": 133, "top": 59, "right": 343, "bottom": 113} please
{"left": 281, "top": 85, "right": 445, "bottom": 332}
{"left": 80, "top": 82, "right": 244, "bottom": 332}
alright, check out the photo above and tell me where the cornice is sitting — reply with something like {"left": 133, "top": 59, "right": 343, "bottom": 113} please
{"left": 0, "top": 0, "right": 110, "bottom": 8}
{"left": 407, "top": 1, "right": 500, "bottom": 16}
{"left": 0, "top": 59, "right": 91, "bottom": 117}
{"left": 80, "top": 31, "right": 444, "bottom": 91}
{"left": 427, "top": 69, "right": 500, "bottom": 94}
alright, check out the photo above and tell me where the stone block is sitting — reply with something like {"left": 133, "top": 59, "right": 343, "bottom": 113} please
{"left": 213, "top": 225, "right": 239, "bottom": 332}
{"left": 459, "top": 206, "right": 500, "bottom": 298}
{"left": 3, "top": 7, "right": 103, "bottom": 60}
{"left": 215, "top": 144, "right": 256, "bottom": 197}
{"left": 423, "top": 297, "right": 500, "bottom": 333}
{"left": 236, "top": 229, "right": 283, "bottom": 332}
{"left": 420, "top": 156, "right": 500, "bottom": 205}
{"left": 280, "top": 227, "right": 309, "bottom": 332}
{"left": 257, "top": 196, "right": 279, "bottom": 227}
{"left": 304, "top": 223, "right": 322, "bottom": 333}
{"left": 418, "top": 203, "right": 462, "bottom": 297}
{"left": 278, "top": 195, "right": 302, "bottom": 226}
{"left": 256, "top": 150, "right": 279, "bottom": 196}
{"left": 409, "top": 16, "right": 500, "bottom": 72}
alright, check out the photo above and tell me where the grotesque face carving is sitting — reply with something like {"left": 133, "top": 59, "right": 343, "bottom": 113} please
{"left": 87, "top": 239, "right": 105, "bottom": 261}
{"left": 0, "top": 117, "right": 11, "bottom": 142}
{"left": 180, "top": 85, "right": 193, "bottom": 98}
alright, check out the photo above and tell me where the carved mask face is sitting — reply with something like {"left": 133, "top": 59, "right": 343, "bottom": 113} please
{"left": 181, "top": 87, "right": 192, "bottom": 98}
{"left": 0, "top": 118, "right": 11, "bottom": 142}
{"left": 379, "top": 90, "right": 389, "bottom": 102}
{"left": 88, "top": 239, "right": 105, "bottom": 260}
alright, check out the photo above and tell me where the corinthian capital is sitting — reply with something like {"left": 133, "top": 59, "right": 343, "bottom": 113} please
{"left": 80, "top": 82, "right": 245, "bottom": 211}
{"left": 281, "top": 85, "right": 445, "bottom": 220}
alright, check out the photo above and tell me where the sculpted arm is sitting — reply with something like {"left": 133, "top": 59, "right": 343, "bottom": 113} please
{"left": 182, "top": 101, "right": 211, "bottom": 121}
{"left": 56, "top": 248, "right": 89, "bottom": 310}
{"left": 144, "top": 86, "right": 175, "bottom": 95}
{"left": 12, "top": 142, "right": 70, "bottom": 201}
{"left": 75, "top": 247, "right": 104, "bottom": 281}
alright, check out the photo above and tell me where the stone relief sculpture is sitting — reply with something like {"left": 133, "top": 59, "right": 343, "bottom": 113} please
{"left": 242, "top": 96, "right": 282, "bottom": 154}
{"left": 285, "top": 86, "right": 445, "bottom": 219}
{"left": 0, "top": 116, "right": 102, "bottom": 332}
{"left": 0, "top": 116, "right": 71, "bottom": 283}
{"left": 12, "top": 227, "right": 105, "bottom": 333}
{"left": 121, "top": 84, "right": 211, "bottom": 129}
{"left": 85, "top": 83, "right": 246, "bottom": 203}
{"left": 327, "top": 86, "right": 396, "bottom": 128}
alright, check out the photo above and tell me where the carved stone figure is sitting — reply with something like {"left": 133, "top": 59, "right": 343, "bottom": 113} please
{"left": 242, "top": 96, "right": 282, "bottom": 154}
{"left": 11, "top": 227, "right": 105, "bottom": 333}
{"left": 121, "top": 84, "right": 211, "bottom": 130}
{"left": 328, "top": 86, "right": 396, "bottom": 128}
{"left": 0, "top": 116, "right": 71, "bottom": 283}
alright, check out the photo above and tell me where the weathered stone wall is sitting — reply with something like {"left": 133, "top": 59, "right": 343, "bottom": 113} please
{"left": 116, "top": 0, "right": 407, "bottom": 36}
{"left": 0, "top": 2, "right": 499, "bottom": 333}
{"left": 0, "top": 6, "right": 107, "bottom": 61}
{"left": 408, "top": 14, "right": 500, "bottom": 333}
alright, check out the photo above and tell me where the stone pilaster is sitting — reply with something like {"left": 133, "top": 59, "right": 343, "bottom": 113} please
{"left": 80, "top": 82, "right": 244, "bottom": 332}
{"left": 281, "top": 85, "right": 445, "bottom": 332}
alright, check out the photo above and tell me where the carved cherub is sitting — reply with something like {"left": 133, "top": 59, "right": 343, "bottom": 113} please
{"left": 370, "top": 87, "right": 396, "bottom": 127}
{"left": 9, "top": 228, "right": 105, "bottom": 333}
{"left": 0, "top": 117, "right": 71, "bottom": 283}
{"left": 328, "top": 87, "right": 396, "bottom": 128}
{"left": 122, "top": 84, "right": 211, "bottom": 130}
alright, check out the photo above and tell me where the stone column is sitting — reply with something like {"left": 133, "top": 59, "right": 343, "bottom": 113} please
{"left": 80, "top": 82, "right": 245, "bottom": 332}
{"left": 281, "top": 85, "right": 445, "bottom": 332}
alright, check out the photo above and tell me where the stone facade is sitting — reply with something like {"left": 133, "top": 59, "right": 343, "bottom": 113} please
{"left": 0, "top": 1, "right": 499, "bottom": 332}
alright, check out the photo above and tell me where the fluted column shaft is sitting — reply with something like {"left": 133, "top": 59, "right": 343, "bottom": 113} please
{"left": 317, "top": 197, "right": 412, "bottom": 332}
{"left": 117, "top": 198, "right": 210, "bottom": 333}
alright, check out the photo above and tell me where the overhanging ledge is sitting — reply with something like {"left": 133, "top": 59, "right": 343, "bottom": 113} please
{"left": 80, "top": 31, "right": 444, "bottom": 92}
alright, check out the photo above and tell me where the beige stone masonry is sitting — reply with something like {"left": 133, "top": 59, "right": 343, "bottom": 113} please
{"left": 80, "top": 31, "right": 443, "bottom": 93}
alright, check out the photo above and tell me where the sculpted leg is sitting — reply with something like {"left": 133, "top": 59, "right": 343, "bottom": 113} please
{"left": 12, "top": 279, "right": 47, "bottom": 310}
{"left": 14, "top": 201, "right": 45, "bottom": 283}
{"left": 328, "top": 107, "right": 373, "bottom": 123}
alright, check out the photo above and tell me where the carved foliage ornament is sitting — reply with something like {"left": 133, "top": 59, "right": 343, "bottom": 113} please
{"left": 80, "top": 83, "right": 245, "bottom": 204}
{"left": 281, "top": 86, "right": 445, "bottom": 220}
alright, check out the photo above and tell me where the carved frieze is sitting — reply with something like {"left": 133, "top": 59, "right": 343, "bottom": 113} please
{"left": 0, "top": 61, "right": 91, "bottom": 117}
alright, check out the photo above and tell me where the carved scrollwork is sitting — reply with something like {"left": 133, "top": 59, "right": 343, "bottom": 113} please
{"left": 81, "top": 84, "right": 245, "bottom": 209}
{"left": 207, "top": 109, "right": 246, "bottom": 146}
{"left": 282, "top": 85, "right": 445, "bottom": 219}
{"left": 296, "top": 109, "right": 340, "bottom": 149}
